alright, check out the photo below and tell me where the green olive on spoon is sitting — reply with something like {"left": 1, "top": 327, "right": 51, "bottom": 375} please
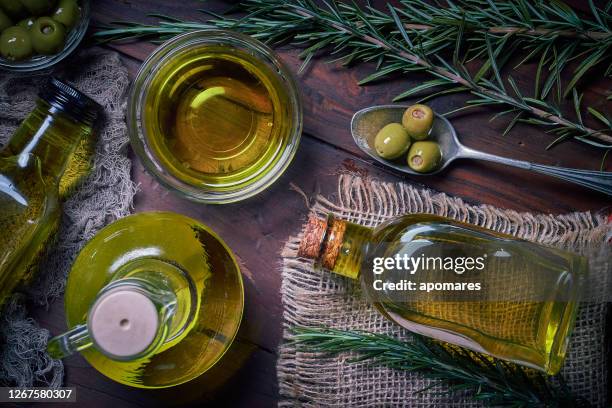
{"left": 402, "top": 104, "right": 433, "bottom": 140}
{"left": 351, "top": 105, "right": 612, "bottom": 195}
{"left": 374, "top": 123, "right": 411, "bottom": 160}
{"left": 407, "top": 141, "right": 441, "bottom": 173}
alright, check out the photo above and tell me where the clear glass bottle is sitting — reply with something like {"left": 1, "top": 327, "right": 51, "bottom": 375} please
{"left": 0, "top": 78, "right": 100, "bottom": 308}
{"left": 298, "top": 214, "right": 587, "bottom": 375}
{"left": 47, "top": 212, "right": 244, "bottom": 389}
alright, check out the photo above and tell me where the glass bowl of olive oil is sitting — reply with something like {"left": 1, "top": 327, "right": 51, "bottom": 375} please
{"left": 128, "top": 30, "right": 302, "bottom": 203}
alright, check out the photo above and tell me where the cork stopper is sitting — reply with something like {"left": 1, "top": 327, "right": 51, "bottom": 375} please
{"left": 297, "top": 216, "right": 327, "bottom": 260}
{"left": 298, "top": 216, "right": 347, "bottom": 270}
{"left": 89, "top": 287, "right": 160, "bottom": 359}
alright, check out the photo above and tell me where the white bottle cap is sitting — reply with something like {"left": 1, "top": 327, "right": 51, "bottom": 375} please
{"left": 88, "top": 288, "right": 160, "bottom": 359}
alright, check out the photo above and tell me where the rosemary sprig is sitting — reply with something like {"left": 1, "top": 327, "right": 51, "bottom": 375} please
{"left": 210, "top": 0, "right": 612, "bottom": 147}
{"left": 358, "top": 0, "right": 612, "bottom": 99}
{"left": 93, "top": 0, "right": 612, "bottom": 149}
{"left": 290, "top": 326, "right": 587, "bottom": 407}
{"left": 344, "top": 2, "right": 611, "bottom": 81}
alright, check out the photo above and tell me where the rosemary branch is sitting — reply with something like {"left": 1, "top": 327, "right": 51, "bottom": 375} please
{"left": 290, "top": 326, "right": 587, "bottom": 407}
{"left": 402, "top": 24, "right": 611, "bottom": 41}
{"left": 366, "top": 0, "right": 612, "bottom": 101}
{"left": 93, "top": 0, "right": 612, "bottom": 148}
{"left": 394, "top": 0, "right": 612, "bottom": 43}
{"left": 277, "top": 3, "right": 612, "bottom": 145}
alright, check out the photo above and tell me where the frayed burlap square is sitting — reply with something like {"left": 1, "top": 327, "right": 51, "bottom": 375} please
{"left": 278, "top": 174, "right": 610, "bottom": 407}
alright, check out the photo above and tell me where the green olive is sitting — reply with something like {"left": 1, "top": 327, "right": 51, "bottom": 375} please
{"left": 0, "top": 9, "right": 12, "bottom": 32}
{"left": 51, "top": 0, "right": 78, "bottom": 29}
{"left": 0, "top": 25, "right": 32, "bottom": 60}
{"left": 402, "top": 104, "right": 434, "bottom": 140}
{"left": 0, "top": 0, "right": 27, "bottom": 20}
{"left": 407, "top": 141, "right": 442, "bottom": 173}
{"left": 31, "top": 16, "right": 65, "bottom": 54}
{"left": 374, "top": 122, "right": 411, "bottom": 160}
{"left": 20, "top": 0, "right": 53, "bottom": 15}
{"left": 17, "top": 16, "right": 35, "bottom": 29}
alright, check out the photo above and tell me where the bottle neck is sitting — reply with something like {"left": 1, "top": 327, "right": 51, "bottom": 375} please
{"left": 110, "top": 257, "right": 198, "bottom": 349}
{"left": 299, "top": 215, "right": 372, "bottom": 280}
{"left": 47, "top": 258, "right": 198, "bottom": 362}
{"left": 47, "top": 277, "right": 177, "bottom": 362}
{"left": 3, "top": 101, "right": 90, "bottom": 183}
{"left": 89, "top": 278, "right": 177, "bottom": 361}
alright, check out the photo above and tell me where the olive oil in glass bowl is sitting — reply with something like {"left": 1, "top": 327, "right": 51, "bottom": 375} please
{"left": 129, "top": 30, "right": 302, "bottom": 203}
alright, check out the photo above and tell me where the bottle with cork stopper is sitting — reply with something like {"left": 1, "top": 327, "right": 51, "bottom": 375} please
{"left": 298, "top": 213, "right": 587, "bottom": 375}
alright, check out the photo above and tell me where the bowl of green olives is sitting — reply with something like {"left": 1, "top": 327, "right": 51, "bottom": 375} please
{"left": 0, "top": 0, "right": 89, "bottom": 72}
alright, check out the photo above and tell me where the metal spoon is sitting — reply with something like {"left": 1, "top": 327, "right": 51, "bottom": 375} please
{"left": 351, "top": 105, "right": 612, "bottom": 196}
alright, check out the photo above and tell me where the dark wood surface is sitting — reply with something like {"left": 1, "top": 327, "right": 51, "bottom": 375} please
{"left": 31, "top": 1, "right": 610, "bottom": 407}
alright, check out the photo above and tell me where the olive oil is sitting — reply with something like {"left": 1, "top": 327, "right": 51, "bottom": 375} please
{"left": 299, "top": 214, "right": 586, "bottom": 374}
{"left": 143, "top": 45, "right": 295, "bottom": 192}
{"left": 0, "top": 78, "right": 99, "bottom": 308}
{"left": 48, "top": 212, "right": 244, "bottom": 388}
{"left": 0, "top": 155, "right": 58, "bottom": 305}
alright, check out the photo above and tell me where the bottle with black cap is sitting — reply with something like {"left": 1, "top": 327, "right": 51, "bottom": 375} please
{"left": 0, "top": 77, "right": 101, "bottom": 308}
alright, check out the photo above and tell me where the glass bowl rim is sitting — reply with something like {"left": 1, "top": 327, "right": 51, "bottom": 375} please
{"left": 128, "top": 29, "right": 303, "bottom": 204}
{"left": 0, "top": 0, "right": 91, "bottom": 72}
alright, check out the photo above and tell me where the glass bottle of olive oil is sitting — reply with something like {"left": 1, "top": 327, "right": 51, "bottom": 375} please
{"left": 0, "top": 78, "right": 100, "bottom": 308}
{"left": 298, "top": 214, "right": 587, "bottom": 375}
{"left": 47, "top": 212, "right": 244, "bottom": 389}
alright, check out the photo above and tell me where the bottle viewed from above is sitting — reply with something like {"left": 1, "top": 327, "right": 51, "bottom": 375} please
{"left": 47, "top": 212, "right": 244, "bottom": 388}
{"left": 0, "top": 77, "right": 100, "bottom": 308}
{"left": 298, "top": 214, "right": 587, "bottom": 375}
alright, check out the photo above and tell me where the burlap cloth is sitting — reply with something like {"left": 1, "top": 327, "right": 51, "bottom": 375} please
{"left": 0, "top": 50, "right": 137, "bottom": 387}
{"left": 279, "top": 174, "right": 610, "bottom": 407}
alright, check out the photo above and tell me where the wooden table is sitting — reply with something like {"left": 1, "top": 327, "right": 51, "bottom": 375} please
{"left": 34, "top": 1, "right": 610, "bottom": 407}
